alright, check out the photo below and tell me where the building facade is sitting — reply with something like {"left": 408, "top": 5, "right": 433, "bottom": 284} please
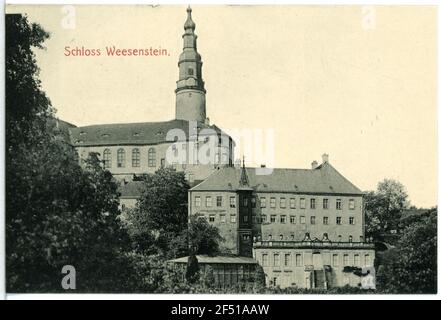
{"left": 189, "top": 155, "right": 375, "bottom": 289}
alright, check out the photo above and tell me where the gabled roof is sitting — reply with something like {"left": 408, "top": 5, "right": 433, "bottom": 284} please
{"left": 190, "top": 162, "right": 363, "bottom": 195}
{"left": 69, "top": 119, "right": 230, "bottom": 147}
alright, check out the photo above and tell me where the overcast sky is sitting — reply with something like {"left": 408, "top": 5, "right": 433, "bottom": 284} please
{"left": 7, "top": 5, "right": 437, "bottom": 207}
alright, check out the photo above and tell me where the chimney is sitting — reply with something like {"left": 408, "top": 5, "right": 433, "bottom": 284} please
{"left": 322, "top": 153, "right": 329, "bottom": 163}
{"left": 311, "top": 160, "right": 318, "bottom": 169}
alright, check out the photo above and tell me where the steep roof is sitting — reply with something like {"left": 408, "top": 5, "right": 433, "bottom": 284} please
{"left": 69, "top": 119, "right": 229, "bottom": 147}
{"left": 190, "top": 162, "right": 363, "bottom": 195}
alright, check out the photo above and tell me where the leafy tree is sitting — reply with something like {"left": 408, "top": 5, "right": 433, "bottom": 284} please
{"left": 5, "top": 14, "right": 132, "bottom": 292}
{"left": 364, "top": 179, "right": 410, "bottom": 241}
{"left": 186, "top": 254, "right": 200, "bottom": 284}
{"left": 376, "top": 208, "right": 437, "bottom": 293}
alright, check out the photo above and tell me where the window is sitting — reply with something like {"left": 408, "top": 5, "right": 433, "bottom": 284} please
{"left": 160, "top": 158, "right": 165, "bottom": 168}
{"left": 242, "top": 234, "right": 250, "bottom": 241}
{"left": 195, "top": 196, "right": 201, "bottom": 207}
{"left": 332, "top": 254, "right": 339, "bottom": 267}
{"left": 268, "top": 234, "right": 272, "bottom": 241}
{"left": 310, "top": 198, "right": 316, "bottom": 209}
{"left": 295, "top": 254, "right": 303, "bottom": 266}
{"left": 300, "top": 198, "right": 306, "bottom": 209}
{"left": 261, "top": 215, "right": 267, "bottom": 223}
{"left": 274, "top": 254, "right": 280, "bottom": 267}
{"left": 230, "top": 196, "right": 236, "bottom": 208}
{"left": 116, "top": 148, "right": 125, "bottom": 167}
{"left": 323, "top": 198, "right": 329, "bottom": 209}
{"left": 206, "top": 196, "right": 212, "bottom": 207}
{"left": 148, "top": 148, "right": 156, "bottom": 167}
{"left": 364, "top": 254, "right": 371, "bottom": 266}
{"left": 131, "top": 148, "right": 140, "bottom": 167}
{"left": 209, "top": 215, "right": 215, "bottom": 222}
{"left": 260, "top": 197, "right": 266, "bottom": 208}
{"left": 242, "top": 197, "right": 248, "bottom": 207}
{"left": 310, "top": 216, "right": 316, "bottom": 224}
{"left": 262, "top": 254, "right": 269, "bottom": 267}
{"left": 270, "top": 215, "right": 276, "bottom": 223}
{"left": 336, "top": 217, "right": 342, "bottom": 225}
{"left": 338, "top": 235, "right": 342, "bottom": 242}
{"left": 243, "top": 215, "right": 248, "bottom": 223}
{"left": 220, "top": 214, "right": 226, "bottom": 223}
{"left": 290, "top": 216, "right": 296, "bottom": 224}
{"left": 349, "top": 199, "right": 355, "bottom": 210}
{"left": 270, "top": 197, "right": 276, "bottom": 208}
{"left": 251, "top": 196, "right": 256, "bottom": 208}
{"left": 290, "top": 234, "right": 295, "bottom": 240}
{"left": 343, "top": 254, "right": 349, "bottom": 266}
{"left": 188, "top": 67, "right": 194, "bottom": 76}
{"left": 284, "top": 254, "right": 291, "bottom": 267}
{"left": 103, "top": 149, "right": 111, "bottom": 168}
{"left": 279, "top": 234, "right": 283, "bottom": 240}
{"left": 323, "top": 217, "right": 329, "bottom": 225}
{"left": 300, "top": 216, "right": 306, "bottom": 224}
{"left": 230, "top": 215, "right": 236, "bottom": 223}
{"left": 290, "top": 198, "right": 296, "bottom": 209}
{"left": 280, "top": 198, "right": 286, "bottom": 208}
{"left": 349, "top": 235, "right": 353, "bottom": 242}
{"left": 216, "top": 196, "right": 222, "bottom": 207}
{"left": 280, "top": 215, "right": 286, "bottom": 224}
{"left": 349, "top": 217, "right": 355, "bottom": 225}
{"left": 354, "top": 254, "right": 360, "bottom": 266}
{"left": 336, "top": 199, "right": 342, "bottom": 210}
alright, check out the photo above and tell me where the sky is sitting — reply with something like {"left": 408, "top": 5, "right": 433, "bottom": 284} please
{"left": 6, "top": 5, "right": 437, "bottom": 208}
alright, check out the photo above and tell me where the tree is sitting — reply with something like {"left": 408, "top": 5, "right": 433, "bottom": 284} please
{"left": 364, "top": 179, "right": 410, "bottom": 241}
{"left": 376, "top": 208, "right": 437, "bottom": 293}
{"left": 5, "top": 14, "right": 132, "bottom": 292}
{"left": 186, "top": 254, "right": 200, "bottom": 284}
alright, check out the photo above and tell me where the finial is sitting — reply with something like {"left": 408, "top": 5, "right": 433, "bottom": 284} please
{"left": 187, "top": 5, "right": 192, "bottom": 13}
{"left": 184, "top": 5, "right": 196, "bottom": 30}
{"left": 242, "top": 155, "right": 245, "bottom": 168}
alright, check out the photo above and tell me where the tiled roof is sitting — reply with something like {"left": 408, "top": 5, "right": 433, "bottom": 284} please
{"left": 169, "top": 255, "right": 258, "bottom": 264}
{"left": 118, "top": 181, "right": 144, "bottom": 198}
{"left": 69, "top": 119, "right": 227, "bottom": 147}
{"left": 190, "top": 162, "right": 363, "bottom": 195}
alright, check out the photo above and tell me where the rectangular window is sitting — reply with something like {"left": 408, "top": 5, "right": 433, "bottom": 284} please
{"left": 310, "top": 198, "right": 316, "bottom": 209}
{"left": 323, "top": 217, "right": 329, "bottom": 225}
{"left": 270, "top": 197, "right": 276, "bottom": 208}
{"left": 332, "top": 254, "right": 339, "bottom": 267}
{"left": 364, "top": 254, "right": 371, "bottom": 266}
{"left": 300, "top": 198, "right": 306, "bottom": 209}
{"left": 260, "top": 197, "right": 266, "bottom": 208}
{"left": 354, "top": 254, "right": 360, "bottom": 266}
{"left": 209, "top": 215, "right": 215, "bottom": 222}
{"left": 251, "top": 196, "right": 256, "bottom": 208}
{"left": 349, "top": 217, "right": 355, "bottom": 225}
{"left": 343, "top": 254, "right": 349, "bottom": 266}
{"left": 349, "top": 199, "right": 355, "bottom": 210}
{"left": 310, "top": 216, "right": 316, "bottom": 224}
{"left": 336, "top": 199, "right": 342, "bottom": 210}
{"left": 261, "top": 215, "right": 267, "bottom": 223}
{"left": 274, "top": 254, "right": 280, "bottom": 267}
{"left": 270, "top": 215, "right": 276, "bottom": 223}
{"left": 216, "top": 196, "right": 222, "bottom": 207}
{"left": 206, "top": 196, "right": 212, "bottom": 207}
{"left": 262, "top": 254, "right": 269, "bottom": 267}
{"left": 195, "top": 196, "right": 201, "bottom": 207}
{"left": 230, "top": 215, "right": 236, "bottom": 223}
{"left": 280, "top": 198, "right": 286, "bottom": 208}
{"left": 300, "top": 216, "right": 306, "bottom": 224}
{"left": 290, "top": 216, "right": 296, "bottom": 224}
{"left": 243, "top": 197, "right": 248, "bottom": 207}
{"left": 336, "top": 217, "right": 342, "bottom": 225}
{"left": 284, "top": 254, "right": 291, "bottom": 267}
{"left": 295, "top": 254, "right": 303, "bottom": 266}
{"left": 280, "top": 215, "right": 286, "bottom": 224}
{"left": 323, "top": 198, "right": 329, "bottom": 209}
{"left": 290, "top": 198, "right": 296, "bottom": 209}
{"left": 230, "top": 196, "right": 236, "bottom": 208}
{"left": 220, "top": 214, "right": 226, "bottom": 223}
{"left": 243, "top": 215, "right": 248, "bottom": 223}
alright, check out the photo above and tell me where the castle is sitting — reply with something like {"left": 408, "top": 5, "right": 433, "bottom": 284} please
{"left": 65, "top": 7, "right": 375, "bottom": 289}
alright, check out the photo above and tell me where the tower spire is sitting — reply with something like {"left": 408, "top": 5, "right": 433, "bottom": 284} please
{"left": 175, "top": 6, "right": 206, "bottom": 123}
{"left": 239, "top": 156, "right": 250, "bottom": 187}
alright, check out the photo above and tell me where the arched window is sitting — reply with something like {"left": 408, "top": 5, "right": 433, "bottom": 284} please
{"left": 103, "top": 149, "right": 111, "bottom": 168}
{"left": 117, "top": 148, "right": 125, "bottom": 168}
{"left": 132, "top": 148, "right": 140, "bottom": 167}
{"left": 148, "top": 148, "right": 156, "bottom": 167}
{"left": 349, "top": 235, "right": 353, "bottom": 243}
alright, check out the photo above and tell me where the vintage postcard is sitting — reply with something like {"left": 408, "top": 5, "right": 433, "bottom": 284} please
{"left": 3, "top": 3, "right": 437, "bottom": 299}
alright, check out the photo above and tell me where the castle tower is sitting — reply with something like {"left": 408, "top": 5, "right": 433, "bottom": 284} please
{"left": 175, "top": 6, "right": 207, "bottom": 123}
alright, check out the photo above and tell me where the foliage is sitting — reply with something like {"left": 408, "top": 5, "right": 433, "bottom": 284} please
{"left": 364, "top": 179, "right": 410, "bottom": 241}
{"left": 186, "top": 254, "right": 200, "bottom": 284}
{"left": 5, "top": 14, "right": 132, "bottom": 292}
{"left": 376, "top": 208, "right": 437, "bottom": 294}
